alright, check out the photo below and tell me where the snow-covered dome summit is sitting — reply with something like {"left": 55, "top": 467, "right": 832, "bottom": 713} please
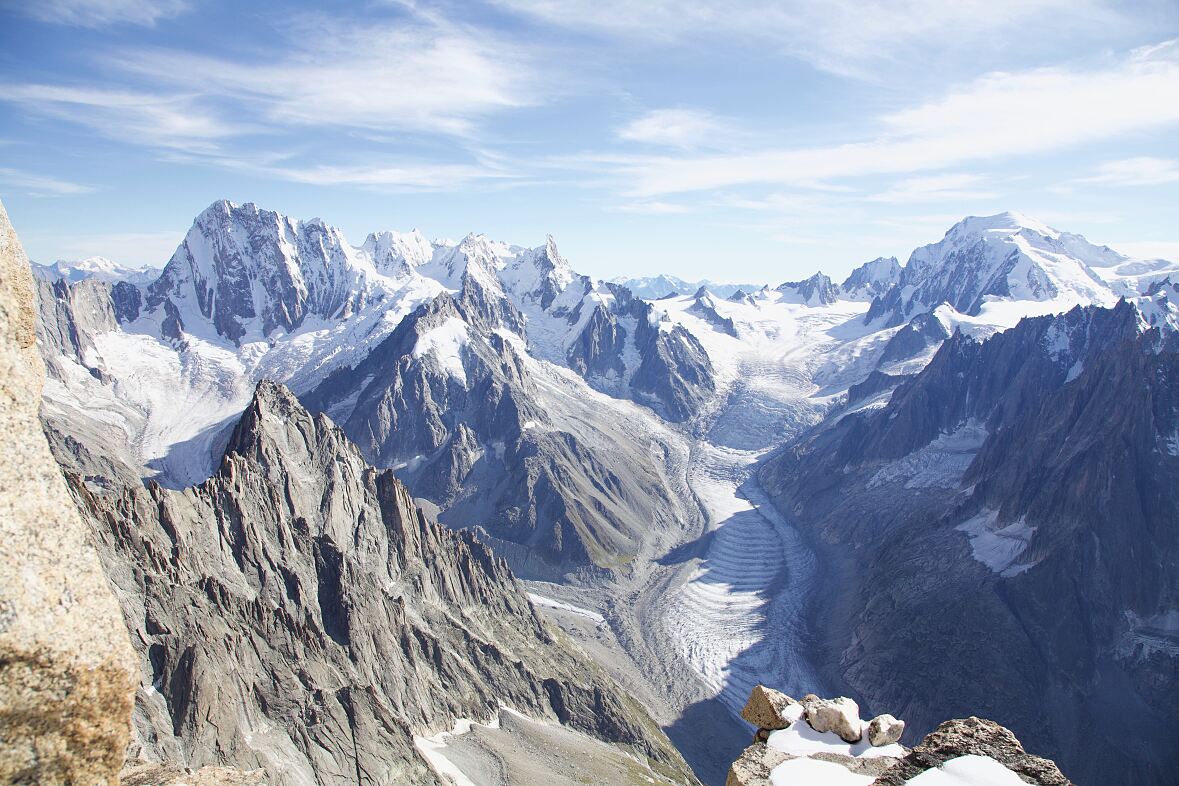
{"left": 867, "top": 211, "right": 1120, "bottom": 327}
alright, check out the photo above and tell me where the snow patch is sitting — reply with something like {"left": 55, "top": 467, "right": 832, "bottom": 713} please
{"left": 413, "top": 711, "right": 503, "bottom": 786}
{"left": 769, "top": 757, "right": 875, "bottom": 786}
{"left": 767, "top": 718, "right": 905, "bottom": 761}
{"left": 412, "top": 317, "right": 470, "bottom": 384}
{"left": 527, "top": 593, "right": 606, "bottom": 625}
{"left": 956, "top": 510, "right": 1038, "bottom": 577}
{"left": 905, "top": 754, "right": 1028, "bottom": 785}
{"left": 867, "top": 421, "right": 987, "bottom": 490}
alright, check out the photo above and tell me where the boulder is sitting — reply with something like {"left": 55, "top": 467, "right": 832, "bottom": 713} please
{"left": 871, "top": 717, "right": 1074, "bottom": 786}
{"left": 725, "top": 743, "right": 791, "bottom": 786}
{"left": 0, "top": 199, "right": 138, "bottom": 783}
{"left": 740, "top": 685, "right": 798, "bottom": 730}
{"left": 868, "top": 714, "right": 905, "bottom": 746}
{"left": 805, "top": 696, "right": 863, "bottom": 743}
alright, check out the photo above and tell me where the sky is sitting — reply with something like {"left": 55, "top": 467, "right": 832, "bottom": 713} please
{"left": 0, "top": 0, "right": 1178, "bottom": 283}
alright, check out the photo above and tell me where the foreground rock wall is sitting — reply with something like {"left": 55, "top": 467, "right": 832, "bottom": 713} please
{"left": 0, "top": 199, "right": 138, "bottom": 783}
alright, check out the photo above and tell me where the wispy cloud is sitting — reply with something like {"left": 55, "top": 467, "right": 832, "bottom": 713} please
{"left": 111, "top": 14, "right": 542, "bottom": 138}
{"left": 493, "top": 0, "right": 1132, "bottom": 77}
{"left": 0, "top": 167, "right": 95, "bottom": 196}
{"left": 869, "top": 174, "right": 998, "bottom": 204}
{"left": 251, "top": 160, "right": 519, "bottom": 192}
{"left": 1076, "top": 156, "right": 1179, "bottom": 186}
{"left": 605, "top": 40, "right": 1179, "bottom": 196}
{"left": 613, "top": 200, "right": 696, "bottom": 214}
{"left": 0, "top": 84, "right": 244, "bottom": 154}
{"left": 11, "top": 0, "right": 189, "bottom": 28}
{"left": 617, "top": 109, "right": 738, "bottom": 150}
{"left": 0, "top": 8, "right": 549, "bottom": 190}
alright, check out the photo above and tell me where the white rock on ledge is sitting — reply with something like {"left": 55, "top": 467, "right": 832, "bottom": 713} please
{"left": 805, "top": 696, "right": 863, "bottom": 744}
{"left": 869, "top": 714, "right": 906, "bottom": 747}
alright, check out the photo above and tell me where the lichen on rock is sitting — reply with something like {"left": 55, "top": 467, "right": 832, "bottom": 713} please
{"left": 0, "top": 198, "right": 138, "bottom": 784}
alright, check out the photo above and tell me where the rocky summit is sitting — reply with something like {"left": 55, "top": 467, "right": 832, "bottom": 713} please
{"left": 727, "top": 686, "right": 1073, "bottom": 786}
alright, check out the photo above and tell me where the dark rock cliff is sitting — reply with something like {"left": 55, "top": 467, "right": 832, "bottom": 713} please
{"left": 761, "top": 302, "right": 1179, "bottom": 786}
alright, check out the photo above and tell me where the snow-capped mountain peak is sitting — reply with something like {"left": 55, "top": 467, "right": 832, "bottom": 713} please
{"left": 31, "top": 256, "right": 160, "bottom": 286}
{"left": 360, "top": 228, "right": 434, "bottom": 277}
{"left": 867, "top": 211, "right": 1120, "bottom": 327}
{"left": 145, "top": 199, "right": 378, "bottom": 344}
{"left": 777, "top": 271, "right": 838, "bottom": 306}
{"left": 499, "top": 234, "right": 579, "bottom": 309}
{"left": 841, "top": 256, "right": 901, "bottom": 301}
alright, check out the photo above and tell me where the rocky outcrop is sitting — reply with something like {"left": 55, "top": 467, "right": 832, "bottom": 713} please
{"left": 726, "top": 688, "right": 906, "bottom": 786}
{"left": 876, "top": 310, "right": 950, "bottom": 367}
{"left": 727, "top": 688, "right": 1071, "bottom": 786}
{"left": 725, "top": 744, "right": 790, "bottom": 786}
{"left": 67, "top": 379, "right": 696, "bottom": 785}
{"left": 0, "top": 200, "right": 138, "bottom": 784}
{"left": 777, "top": 272, "right": 838, "bottom": 306}
{"left": 687, "top": 289, "right": 738, "bottom": 337}
{"left": 845, "top": 370, "right": 910, "bottom": 407}
{"left": 146, "top": 200, "right": 376, "bottom": 344}
{"left": 631, "top": 313, "right": 716, "bottom": 422}
{"left": 120, "top": 762, "right": 266, "bottom": 786}
{"left": 739, "top": 685, "right": 797, "bottom": 730}
{"left": 567, "top": 303, "right": 627, "bottom": 378}
{"left": 566, "top": 283, "right": 716, "bottom": 422}
{"left": 872, "top": 717, "right": 1072, "bottom": 786}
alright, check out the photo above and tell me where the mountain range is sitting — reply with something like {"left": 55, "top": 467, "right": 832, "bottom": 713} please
{"left": 34, "top": 201, "right": 1179, "bottom": 785}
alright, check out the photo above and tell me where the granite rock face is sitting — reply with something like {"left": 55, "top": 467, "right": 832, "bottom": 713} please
{"left": 0, "top": 200, "right": 138, "bottom": 784}
{"left": 67, "top": 380, "right": 695, "bottom": 786}
{"left": 120, "top": 762, "right": 266, "bottom": 786}
{"left": 739, "top": 686, "right": 797, "bottom": 730}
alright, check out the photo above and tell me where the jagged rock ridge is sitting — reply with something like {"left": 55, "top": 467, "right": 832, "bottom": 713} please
{"left": 67, "top": 380, "right": 696, "bottom": 786}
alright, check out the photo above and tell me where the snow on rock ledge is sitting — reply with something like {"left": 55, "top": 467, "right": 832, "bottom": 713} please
{"left": 726, "top": 688, "right": 1074, "bottom": 786}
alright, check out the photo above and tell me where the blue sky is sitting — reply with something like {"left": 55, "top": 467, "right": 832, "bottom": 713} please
{"left": 1, "top": 0, "right": 1178, "bottom": 282}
